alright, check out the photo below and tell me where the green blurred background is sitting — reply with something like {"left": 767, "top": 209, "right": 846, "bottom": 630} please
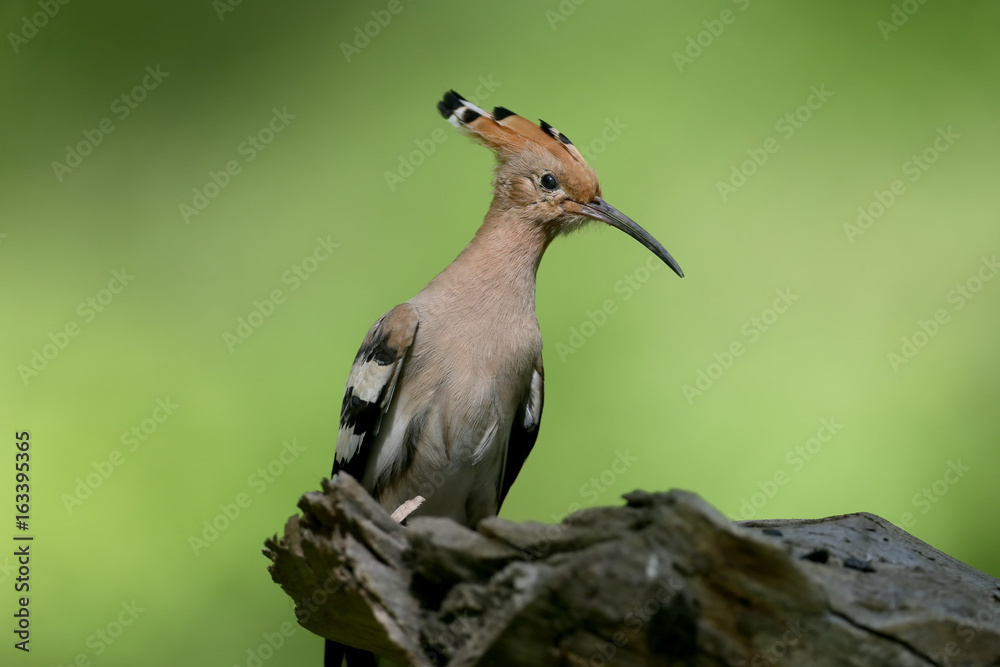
{"left": 2, "top": 0, "right": 998, "bottom": 664}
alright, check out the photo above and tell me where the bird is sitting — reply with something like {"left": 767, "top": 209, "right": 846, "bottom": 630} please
{"left": 325, "top": 90, "right": 683, "bottom": 666}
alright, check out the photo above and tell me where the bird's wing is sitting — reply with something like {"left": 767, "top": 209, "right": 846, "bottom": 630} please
{"left": 332, "top": 303, "right": 419, "bottom": 481}
{"left": 498, "top": 354, "right": 544, "bottom": 509}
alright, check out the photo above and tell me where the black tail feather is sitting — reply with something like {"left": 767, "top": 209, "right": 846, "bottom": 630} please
{"left": 325, "top": 639, "right": 378, "bottom": 667}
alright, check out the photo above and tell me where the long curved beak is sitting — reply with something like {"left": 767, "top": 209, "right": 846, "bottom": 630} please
{"left": 579, "top": 197, "right": 684, "bottom": 278}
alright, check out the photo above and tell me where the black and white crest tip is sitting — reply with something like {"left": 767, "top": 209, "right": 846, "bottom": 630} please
{"left": 539, "top": 120, "right": 573, "bottom": 145}
{"left": 437, "top": 90, "right": 488, "bottom": 126}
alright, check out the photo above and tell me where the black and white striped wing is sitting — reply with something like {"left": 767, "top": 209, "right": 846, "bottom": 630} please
{"left": 498, "top": 354, "right": 544, "bottom": 509}
{"left": 332, "top": 303, "right": 419, "bottom": 482}
{"left": 327, "top": 304, "right": 419, "bottom": 667}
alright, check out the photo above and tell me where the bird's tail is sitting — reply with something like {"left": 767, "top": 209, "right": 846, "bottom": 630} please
{"left": 325, "top": 639, "right": 378, "bottom": 667}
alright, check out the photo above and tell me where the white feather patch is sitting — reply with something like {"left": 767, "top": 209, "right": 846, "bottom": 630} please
{"left": 335, "top": 429, "right": 362, "bottom": 465}
{"left": 471, "top": 418, "right": 500, "bottom": 465}
{"left": 524, "top": 368, "right": 543, "bottom": 431}
{"left": 457, "top": 97, "right": 488, "bottom": 118}
{"left": 349, "top": 359, "right": 395, "bottom": 404}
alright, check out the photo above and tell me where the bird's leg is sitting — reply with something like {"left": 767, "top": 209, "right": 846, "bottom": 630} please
{"left": 389, "top": 495, "right": 425, "bottom": 523}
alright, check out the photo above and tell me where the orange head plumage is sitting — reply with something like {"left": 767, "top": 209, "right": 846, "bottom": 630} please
{"left": 437, "top": 90, "right": 683, "bottom": 277}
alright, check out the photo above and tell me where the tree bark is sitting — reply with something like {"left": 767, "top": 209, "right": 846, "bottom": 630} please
{"left": 264, "top": 475, "right": 1000, "bottom": 666}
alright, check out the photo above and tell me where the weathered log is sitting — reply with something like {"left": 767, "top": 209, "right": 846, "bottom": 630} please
{"left": 264, "top": 475, "right": 1000, "bottom": 666}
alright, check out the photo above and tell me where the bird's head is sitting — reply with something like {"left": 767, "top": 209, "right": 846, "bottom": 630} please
{"left": 437, "top": 90, "right": 683, "bottom": 278}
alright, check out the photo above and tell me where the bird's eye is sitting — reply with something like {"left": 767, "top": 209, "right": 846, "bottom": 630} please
{"left": 540, "top": 173, "right": 559, "bottom": 191}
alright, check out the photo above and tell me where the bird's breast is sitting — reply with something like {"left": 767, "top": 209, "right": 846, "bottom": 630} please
{"left": 367, "top": 301, "right": 541, "bottom": 524}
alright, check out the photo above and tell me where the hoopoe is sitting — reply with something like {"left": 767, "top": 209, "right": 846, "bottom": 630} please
{"left": 325, "top": 90, "right": 683, "bottom": 666}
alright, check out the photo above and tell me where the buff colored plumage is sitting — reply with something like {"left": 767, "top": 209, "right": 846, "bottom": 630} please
{"left": 325, "top": 90, "right": 683, "bottom": 667}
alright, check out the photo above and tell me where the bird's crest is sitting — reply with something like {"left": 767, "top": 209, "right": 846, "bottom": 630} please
{"left": 437, "top": 90, "right": 590, "bottom": 170}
